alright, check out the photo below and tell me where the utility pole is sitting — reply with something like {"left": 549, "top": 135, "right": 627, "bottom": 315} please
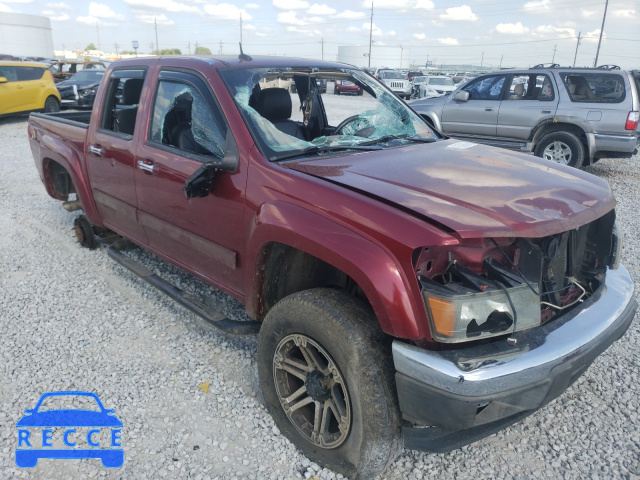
{"left": 594, "top": 0, "right": 609, "bottom": 66}
{"left": 399, "top": 45, "right": 403, "bottom": 68}
{"left": 321, "top": 37, "right": 324, "bottom": 60}
{"left": 480, "top": 51, "right": 484, "bottom": 67}
{"left": 219, "top": 40, "right": 223, "bottom": 54}
{"left": 499, "top": 54, "right": 503, "bottom": 69}
{"left": 552, "top": 44, "right": 557, "bottom": 63}
{"left": 368, "top": 2, "right": 373, "bottom": 68}
{"left": 115, "top": 43, "right": 119, "bottom": 58}
{"left": 154, "top": 17, "right": 159, "bottom": 55}
{"left": 188, "top": 42, "right": 191, "bottom": 54}
{"left": 573, "top": 32, "right": 582, "bottom": 67}
{"left": 95, "top": 21, "right": 101, "bottom": 52}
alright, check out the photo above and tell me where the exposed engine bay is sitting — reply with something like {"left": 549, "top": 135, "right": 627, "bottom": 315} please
{"left": 415, "top": 210, "right": 618, "bottom": 343}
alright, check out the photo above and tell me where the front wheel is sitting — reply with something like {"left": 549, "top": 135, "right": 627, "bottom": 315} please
{"left": 257, "top": 289, "right": 401, "bottom": 479}
{"left": 44, "top": 96, "right": 60, "bottom": 113}
{"left": 534, "top": 131, "right": 585, "bottom": 168}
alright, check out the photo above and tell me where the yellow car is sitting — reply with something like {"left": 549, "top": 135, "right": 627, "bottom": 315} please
{"left": 0, "top": 61, "right": 61, "bottom": 117}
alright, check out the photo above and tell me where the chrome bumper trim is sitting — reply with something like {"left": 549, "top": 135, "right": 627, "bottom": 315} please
{"left": 393, "top": 265, "right": 636, "bottom": 397}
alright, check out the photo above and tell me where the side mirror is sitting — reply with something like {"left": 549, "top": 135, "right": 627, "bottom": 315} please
{"left": 0, "top": 77, "right": 8, "bottom": 84}
{"left": 453, "top": 90, "right": 470, "bottom": 102}
{"left": 182, "top": 129, "right": 239, "bottom": 199}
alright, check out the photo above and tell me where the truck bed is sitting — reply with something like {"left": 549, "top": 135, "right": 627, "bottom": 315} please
{"left": 29, "top": 110, "right": 92, "bottom": 128}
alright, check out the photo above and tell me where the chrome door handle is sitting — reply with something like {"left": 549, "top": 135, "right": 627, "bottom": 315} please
{"left": 89, "top": 145, "right": 104, "bottom": 156}
{"left": 137, "top": 160, "right": 156, "bottom": 173}
{"left": 485, "top": 107, "right": 494, "bottom": 111}
{"left": 542, "top": 110, "right": 552, "bottom": 114}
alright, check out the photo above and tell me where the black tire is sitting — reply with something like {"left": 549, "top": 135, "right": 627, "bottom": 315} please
{"left": 357, "top": 89, "right": 363, "bottom": 96}
{"left": 334, "top": 89, "right": 340, "bottom": 95}
{"left": 534, "top": 131, "right": 585, "bottom": 168}
{"left": 257, "top": 288, "right": 401, "bottom": 479}
{"left": 44, "top": 96, "right": 60, "bottom": 113}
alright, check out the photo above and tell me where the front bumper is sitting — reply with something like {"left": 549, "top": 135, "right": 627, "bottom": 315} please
{"left": 393, "top": 265, "right": 637, "bottom": 452}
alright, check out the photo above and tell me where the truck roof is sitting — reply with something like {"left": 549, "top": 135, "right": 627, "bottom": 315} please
{"left": 108, "top": 55, "right": 355, "bottom": 70}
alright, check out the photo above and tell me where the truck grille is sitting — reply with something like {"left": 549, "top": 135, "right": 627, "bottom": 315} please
{"left": 390, "top": 82, "right": 405, "bottom": 89}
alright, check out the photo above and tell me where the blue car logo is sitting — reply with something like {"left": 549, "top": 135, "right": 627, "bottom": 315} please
{"left": 16, "top": 391, "right": 123, "bottom": 468}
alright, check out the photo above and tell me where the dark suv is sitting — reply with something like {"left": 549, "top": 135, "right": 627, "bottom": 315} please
{"left": 410, "top": 67, "right": 640, "bottom": 168}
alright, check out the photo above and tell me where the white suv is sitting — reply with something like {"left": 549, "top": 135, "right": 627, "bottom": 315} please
{"left": 375, "top": 69, "right": 412, "bottom": 99}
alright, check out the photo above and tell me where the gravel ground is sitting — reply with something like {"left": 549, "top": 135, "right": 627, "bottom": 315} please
{"left": 0, "top": 114, "right": 638, "bottom": 480}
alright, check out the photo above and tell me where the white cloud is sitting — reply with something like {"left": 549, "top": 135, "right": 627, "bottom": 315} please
{"left": 88, "top": 2, "right": 124, "bottom": 19}
{"left": 440, "top": 5, "right": 477, "bottom": 21}
{"left": 413, "top": 33, "right": 426, "bottom": 40}
{"left": 388, "top": 30, "right": 396, "bottom": 36}
{"left": 46, "top": 1, "right": 71, "bottom": 8}
{"left": 43, "top": 10, "right": 70, "bottom": 20}
{"left": 438, "top": 37, "right": 459, "bottom": 45}
{"left": 415, "top": 0, "right": 434, "bottom": 9}
{"left": 361, "top": 0, "right": 411, "bottom": 9}
{"left": 76, "top": 15, "right": 98, "bottom": 24}
{"left": 495, "top": 22, "right": 529, "bottom": 34}
{"left": 0, "top": 3, "right": 12, "bottom": 11}
{"left": 336, "top": 10, "right": 365, "bottom": 19}
{"left": 583, "top": 28, "right": 603, "bottom": 43}
{"left": 309, "top": 3, "right": 335, "bottom": 15}
{"left": 124, "top": 0, "right": 199, "bottom": 13}
{"left": 347, "top": 26, "right": 359, "bottom": 32}
{"left": 612, "top": 9, "right": 636, "bottom": 18}
{"left": 203, "top": 3, "right": 252, "bottom": 20}
{"left": 277, "top": 11, "right": 322, "bottom": 25}
{"left": 245, "top": 2, "right": 259, "bottom": 8}
{"left": 273, "top": 0, "right": 309, "bottom": 9}
{"left": 136, "top": 13, "right": 174, "bottom": 24}
{"left": 581, "top": 9, "right": 597, "bottom": 18}
{"left": 523, "top": 0, "right": 550, "bottom": 11}
{"left": 534, "top": 25, "right": 575, "bottom": 38}
{"left": 286, "top": 26, "right": 322, "bottom": 36}
{"left": 3, "top": 0, "right": 33, "bottom": 3}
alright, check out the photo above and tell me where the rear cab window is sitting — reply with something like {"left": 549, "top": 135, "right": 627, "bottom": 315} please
{"left": 99, "top": 69, "right": 147, "bottom": 137}
{"left": 561, "top": 72, "right": 626, "bottom": 103}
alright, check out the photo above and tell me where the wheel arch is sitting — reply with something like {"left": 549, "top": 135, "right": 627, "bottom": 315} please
{"left": 529, "top": 118, "right": 592, "bottom": 163}
{"left": 39, "top": 135, "right": 102, "bottom": 225}
{"left": 245, "top": 201, "right": 430, "bottom": 340}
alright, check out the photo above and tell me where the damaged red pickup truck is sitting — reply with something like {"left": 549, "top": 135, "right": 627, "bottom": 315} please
{"left": 28, "top": 56, "right": 637, "bottom": 478}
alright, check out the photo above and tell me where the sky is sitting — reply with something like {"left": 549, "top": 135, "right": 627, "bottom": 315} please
{"left": 2, "top": 0, "right": 639, "bottom": 69}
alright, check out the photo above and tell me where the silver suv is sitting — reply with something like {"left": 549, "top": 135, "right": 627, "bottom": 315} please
{"left": 409, "top": 67, "right": 640, "bottom": 168}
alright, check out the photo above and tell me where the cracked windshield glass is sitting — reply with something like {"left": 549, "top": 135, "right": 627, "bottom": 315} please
{"left": 220, "top": 66, "right": 437, "bottom": 161}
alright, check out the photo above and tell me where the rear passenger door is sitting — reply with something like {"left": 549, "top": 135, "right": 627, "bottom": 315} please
{"left": 441, "top": 74, "right": 507, "bottom": 137}
{"left": 16, "top": 66, "right": 49, "bottom": 111}
{"left": 497, "top": 74, "right": 559, "bottom": 140}
{"left": 134, "top": 69, "right": 246, "bottom": 293}
{"left": 86, "top": 68, "right": 148, "bottom": 243}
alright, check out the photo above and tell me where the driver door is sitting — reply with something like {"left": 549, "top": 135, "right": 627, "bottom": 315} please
{"left": 134, "top": 68, "right": 247, "bottom": 293}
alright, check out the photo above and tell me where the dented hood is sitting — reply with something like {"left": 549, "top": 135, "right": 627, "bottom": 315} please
{"left": 285, "top": 140, "right": 616, "bottom": 239}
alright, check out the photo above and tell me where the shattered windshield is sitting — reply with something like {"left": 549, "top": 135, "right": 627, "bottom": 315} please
{"left": 218, "top": 65, "right": 437, "bottom": 161}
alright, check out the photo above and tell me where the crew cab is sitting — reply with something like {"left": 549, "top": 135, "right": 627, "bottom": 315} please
{"left": 28, "top": 56, "right": 636, "bottom": 478}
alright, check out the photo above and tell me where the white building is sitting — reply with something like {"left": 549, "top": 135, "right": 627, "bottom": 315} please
{"left": 0, "top": 13, "right": 54, "bottom": 58}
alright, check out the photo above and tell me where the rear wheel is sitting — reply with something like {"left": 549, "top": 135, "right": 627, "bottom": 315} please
{"left": 257, "top": 288, "right": 401, "bottom": 479}
{"left": 74, "top": 215, "right": 97, "bottom": 249}
{"left": 534, "top": 131, "right": 585, "bottom": 168}
{"left": 44, "top": 96, "right": 60, "bottom": 113}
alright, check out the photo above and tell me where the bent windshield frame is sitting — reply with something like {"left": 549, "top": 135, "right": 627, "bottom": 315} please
{"left": 218, "top": 65, "right": 437, "bottom": 162}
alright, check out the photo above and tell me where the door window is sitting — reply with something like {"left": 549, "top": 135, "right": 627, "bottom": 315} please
{"left": 504, "top": 74, "right": 554, "bottom": 101}
{"left": 16, "top": 67, "right": 47, "bottom": 81}
{"left": 463, "top": 75, "right": 507, "bottom": 100}
{"left": 561, "top": 72, "right": 626, "bottom": 103}
{"left": 149, "top": 75, "right": 226, "bottom": 159}
{"left": 99, "top": 69, "right": 146, "bottom": 137}
{"left": 0, "top": 66, "right": 18, "bottom": 82}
